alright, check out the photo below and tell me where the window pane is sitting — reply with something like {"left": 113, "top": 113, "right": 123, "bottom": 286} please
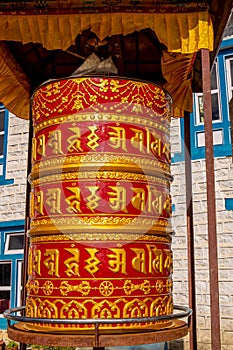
{"left": 213, "top": 129, "right": 223, "bottom": 145}
{"left": 0, "top": 263, "right": 11, "bottom": 286}
{"left": 0, "top": 134, "right": 3, "bottom": 156}
{"left": 196, "top": 93, "right": 220, "bottom": 123}
{"left": 211, "top": 93, "right": 220, "bottom": 121}
{"left": 0, "top": 291, "right": 10, "bottom": 313}
{"left": 197, "top": 132, "right": 205, "bottom": 147}
{"left": 211, "top": 65, "right": 217, "bottom": 90}
{"left": 8, "top": 234, "right": 24, "bottom": 250}
{"left": 230, "top": 60, "right": 233, "bottom": 87}
{"left": 0, "top": 110, "right": 4, "bottom": 131}
{"left": 198, "top": 95, "right": 204, "bottom": 123}
{"left": 196, "top": 130, "right": 223, "bottom": 147}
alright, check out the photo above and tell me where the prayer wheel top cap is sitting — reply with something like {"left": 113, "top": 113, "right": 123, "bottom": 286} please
{"left": 31, "top": 76, "right": 172, "bottom": 127}
{"left": 32, "top": 75, "right": 172, "bottom": 101}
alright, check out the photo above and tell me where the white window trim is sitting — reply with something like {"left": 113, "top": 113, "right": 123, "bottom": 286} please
{"left": 16, "top": 260, "right": 23, "bottom": 307}
{"left": 0, "top": 130, "right": 4, "bottom": 158}
{"left": 0, "top": 286, "right": 11, "bottom": 291}
{"left": 4, "top": 232, "right": 24, "bottom": 255}
{"left": 225, "top": 55, "right": 233, "bottom": 101}
{"left": 195, "top": 129, "right": 224, "bottom": 148}
{"left": 194, "top": 60, "right": 222, "bottom": 125}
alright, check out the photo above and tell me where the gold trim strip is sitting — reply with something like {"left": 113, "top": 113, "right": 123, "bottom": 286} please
{"left": 30, "top": 233, "right": 172, "bottom": 243}
{"left": 29, "top": 217, "right": 173, "bottom": 236}
{"left": 25, "top": 294, "right": 172, "bottom": 300}
{"left": 27, "top": 277, "right": 171, "bottom": 281}
{"left": 31, "top": 170, "right": 171, "bottom": 187}
{"left": 31, "top": 155, "right": 170, "bottom": 179}
{"left": 34, "top": 113, "right": 170, "bottom": 135}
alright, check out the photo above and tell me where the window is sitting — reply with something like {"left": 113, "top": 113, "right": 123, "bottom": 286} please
{"left": 192, "top": 61, "right": 226, "bottom": 152}
{"left": 196, "top": 129, "right": 224, "bottom": 147}
{"left": 191, "top": 53, "right": 232, "bottom": 159}
{"left": 4, "top": 232, "right": 24, "bottom": 255}
{"left": 0, "top": 262, "right": 11, "bottom": 314}
{"left": 0, "top": 105, "right": 14, "bottom": 185}
{"left": 195, "top": 62, "right": 222, "bottom": 126}
{"left": 172, "top": 48, "right": 232, "bottom": 162}
{"left": 0, "top": 222, "right": 24, "bottom": 327}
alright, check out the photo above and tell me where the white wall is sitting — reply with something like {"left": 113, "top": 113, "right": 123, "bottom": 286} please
{"left": 0, "top": 113, "right": 29, "bottom": 221}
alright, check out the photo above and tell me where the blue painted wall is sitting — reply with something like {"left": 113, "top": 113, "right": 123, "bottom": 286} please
{"left": 0, "top": 220, "right": 24, "bottom": 329}
{"left": 0, "top": 105, "right": 14, "bottom": 186}
{"left": 172, "top": 39, "right": 233, "bottom": 163}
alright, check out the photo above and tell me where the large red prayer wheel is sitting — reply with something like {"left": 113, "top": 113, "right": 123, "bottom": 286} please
{"left": 26, "top": 76, "right": 174, "bottom": 331}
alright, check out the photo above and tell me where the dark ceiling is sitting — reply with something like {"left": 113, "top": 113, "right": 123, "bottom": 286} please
{"left": 6, "top": 28, "right": 166, "bottom": 94}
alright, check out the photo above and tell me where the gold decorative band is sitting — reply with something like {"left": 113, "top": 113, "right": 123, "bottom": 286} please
{"left": 30, "top": 233, "right": 172, "bottom": 243}
{"left": 30, "top": 170, "right": 171, "bottom": 187}
{"left": 29, "top": 217, "right": 173, "bottom": 236}
{"left": 31, "top": 154, "right": 170, "bottom": 179}
{"left": 25, "top": 295, "right": 173, "bottom": 331}
{"left": 34, "top": 113, "right": 170, "bottom": 135}
{"left": 26, "top": 278, "right": 173, "bottom": 297}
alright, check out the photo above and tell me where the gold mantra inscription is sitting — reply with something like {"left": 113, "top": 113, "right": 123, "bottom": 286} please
{"left": 31, "top": 185, "right": 171, "bottom": 217}
{"left": 27, "top": 245, "right": 173, "bottom": 277}
{"left": 32, "top": 126, "right": 170, "bottom": 161}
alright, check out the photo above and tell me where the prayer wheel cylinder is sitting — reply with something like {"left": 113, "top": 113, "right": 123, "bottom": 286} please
{"left": 26, "top": 77, "right": 173, "bottom": 331}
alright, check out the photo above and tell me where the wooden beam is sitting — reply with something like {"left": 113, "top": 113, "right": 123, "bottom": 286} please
{"left": 201, "top": 48, "right": 221, "bottom": 350}
{"left": 184, "top": 112, "right": 197, "bottom": 350}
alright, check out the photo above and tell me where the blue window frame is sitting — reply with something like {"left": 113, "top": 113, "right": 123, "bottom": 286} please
{"left": 225, "top": 198, "right": 233, "bottom": 211}
{"left": 172, "top": 41, "right": 233, "bottom": 163}
{"left": 0, "top": 220, "right": 24, "bottom": 329}
{"left": 0, "top": 104, "right": 14, "bottom": 185}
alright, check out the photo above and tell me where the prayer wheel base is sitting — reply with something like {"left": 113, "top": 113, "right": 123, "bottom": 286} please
{"left": 8, "top": 320, "right": 188, "bottom": 347}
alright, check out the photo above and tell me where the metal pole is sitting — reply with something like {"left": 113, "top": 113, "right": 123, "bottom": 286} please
{"left": 201, "top": 48, "right": 221, "bottom": 350}
{"left": 184, "top": 112, "right": 197, "bottom": 350}
{"left": 19, "top": 115, "right": 33, "bottom": 350}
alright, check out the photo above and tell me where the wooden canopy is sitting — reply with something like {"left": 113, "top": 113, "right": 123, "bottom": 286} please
{"left": 0, "top": 0, "right": 231, "bottom": 119}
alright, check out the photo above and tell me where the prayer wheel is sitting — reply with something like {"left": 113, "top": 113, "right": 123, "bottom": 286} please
{"left": 26, "top": 76, "right": 173, "bottom": 331}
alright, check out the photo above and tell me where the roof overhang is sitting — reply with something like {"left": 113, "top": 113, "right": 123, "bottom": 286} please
{"left": 0, "top": 0, "right": 231, "bottom": 119}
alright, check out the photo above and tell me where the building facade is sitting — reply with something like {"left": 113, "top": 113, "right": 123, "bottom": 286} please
{"left": 0, "top": 110, "right": 28, "bottom": 329}
{"left": 0, "top": 23, "right": 233, "bottom": 349}
{"left": 170, "top": 21, "right": 233, "bottom": 350}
